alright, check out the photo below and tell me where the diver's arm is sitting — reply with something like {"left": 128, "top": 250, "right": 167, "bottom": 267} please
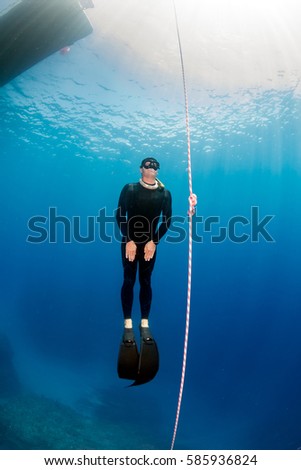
{"left": 115, "top": 184, "right": 129, "bottom": 238}
{"left": 155, "top": 190, "right": 172, "bottom": 243}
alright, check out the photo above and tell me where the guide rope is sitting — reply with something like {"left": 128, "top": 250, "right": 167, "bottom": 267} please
{"left": 171, "top": 0, "right": 197, "bottom": 451}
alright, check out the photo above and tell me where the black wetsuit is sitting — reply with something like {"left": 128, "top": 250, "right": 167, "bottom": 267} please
{"left": 116, "top": 182, "right": 172, "bottom": 319}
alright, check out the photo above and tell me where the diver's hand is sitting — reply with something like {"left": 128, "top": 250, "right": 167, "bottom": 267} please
{"left": 144, "top": 240, "right": 156, "bottom": 261}
{"left": 188, "top": 193, "right": 198, "bottom": 216}
{"left": 126, "top": 241, "right": 137, "bottom": 262}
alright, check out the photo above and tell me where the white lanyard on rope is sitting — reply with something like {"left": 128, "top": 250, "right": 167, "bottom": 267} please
{"left": 171, "top": 0, "right": 198, "bottom": 451}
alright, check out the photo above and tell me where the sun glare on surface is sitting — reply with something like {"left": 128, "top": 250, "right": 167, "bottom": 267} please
{"left": 85, "top": 0, "right": 301, "bottom": 93}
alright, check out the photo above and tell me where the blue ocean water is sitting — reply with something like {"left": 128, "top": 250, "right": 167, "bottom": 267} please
{"left": 1, "top": 0, "right": 301, "bottom": 450}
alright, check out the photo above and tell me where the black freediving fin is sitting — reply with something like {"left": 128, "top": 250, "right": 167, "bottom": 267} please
{"left": 0, "top": 0, "right": 93, "bottom": 87}
{"left": 117, "top": 331, "right": 139, "bottom": 381}
{"left": 132, "top": 328, "right": 159, "bottom": 386}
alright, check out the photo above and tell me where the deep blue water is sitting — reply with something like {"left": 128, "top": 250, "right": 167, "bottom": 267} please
{"left": 1, "top": 0, "right": 301, "bottom": 450}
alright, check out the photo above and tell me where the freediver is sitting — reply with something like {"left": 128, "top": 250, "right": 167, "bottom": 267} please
{"left": 116, "top": 157, "right": 172, "bottom": 384}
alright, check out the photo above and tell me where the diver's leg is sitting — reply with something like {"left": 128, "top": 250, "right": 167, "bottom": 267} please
{"left": 118, "top": 246, "right": 139, "bottom": 379}
{"left": 135, "top": 249, "right": 159, "bottom": 385}
{"left": 121, "top": 242, "right": 138, "bottom": 322}
{"left": 138, "top": 248, "right": 157, "bottom": 320}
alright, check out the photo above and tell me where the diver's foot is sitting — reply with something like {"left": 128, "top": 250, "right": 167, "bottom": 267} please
{"left": 139, "top": 325, "right": 154, "bottom": 343}
{"left": 124, "top": 318, "right": 133, "bottom": 329}
{"left": 123, "top": 327, "right": 135, "bottom": 345}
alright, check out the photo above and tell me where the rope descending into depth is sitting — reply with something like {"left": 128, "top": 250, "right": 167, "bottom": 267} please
{"left": 171, "top": 0, "right": 197, "bottom": 451}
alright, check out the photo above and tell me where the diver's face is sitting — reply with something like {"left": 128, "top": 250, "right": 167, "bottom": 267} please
{"left": 141, "top": 166, "right": 158, "bottom": 179}
{"left": 140, "top": 160, "right": 159, "bottom": 177}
